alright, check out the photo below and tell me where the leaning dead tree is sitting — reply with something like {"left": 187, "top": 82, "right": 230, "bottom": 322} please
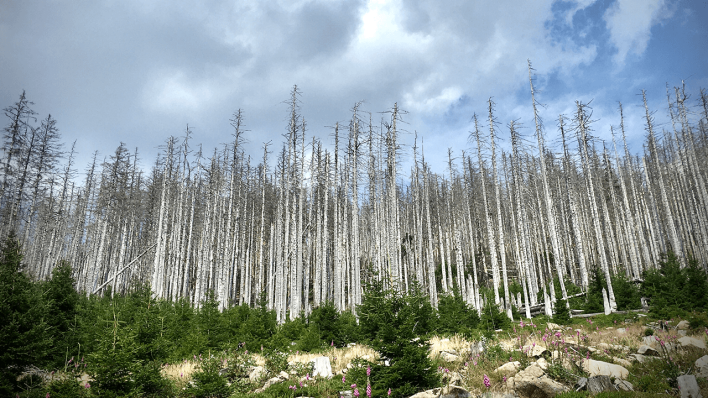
{"left": 3, "top": 78, "right": 708, "bottom": 320}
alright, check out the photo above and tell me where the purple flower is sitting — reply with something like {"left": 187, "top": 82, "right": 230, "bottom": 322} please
{"left": 354, "top": 388, "right": 360, "bottom": 397}
{"left": 342, "top": 375, "right": 346, "bottom": 383}
{"left": 367, "top": 366, "right": 371, "bottom": 377}
{"left": 85, "top": 383, "right": 91, "bottom": 389}
{"left": 351, "top": 384, "right": 357, "bottom": 389}
{"left": 367, "top": 384, "right": 372, "bottom": 398}
{"left": 388, "top": 388, "right": 392, "bottom": 396}
{"left": 483, "top": 374, "right": 491, "bottom": 389}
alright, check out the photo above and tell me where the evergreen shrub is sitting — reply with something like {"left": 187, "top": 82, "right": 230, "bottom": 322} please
{"left": 436, "top": 289, "right": 480, "bottom": 337}
{"left": 0, "top": 232, "right": 51, "bottom": 395}
{"left": 355, "top": 279, "right": 439, "bottom": 398}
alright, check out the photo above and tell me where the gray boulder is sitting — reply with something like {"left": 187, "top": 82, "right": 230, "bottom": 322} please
{"left": 582, "top": 359, "right": 629, "bottom": 379}
{"left": 408, "top": 385, "right": 472, "bottom": 398}
{"left": 677, "top": 320, "right": 690, "bottom": 330}
{"left": 695, "top": 355, "right": 708, "bottom": 379}
{"left": 248, "top": 366, "right": 266, "bottom": 382}
{"left": 614, "top": 379, "right": 634, "bottom": 391}
{"left": 677, "top": 374, "right": 702, "bottom": 398}
{"left": 678, "top": 336, "right": 706, "bottom": 350}
{"left": 514, "top": 364, "right": 568, "bottom": 398}
{"left": 586, "top": 375, "right": 616, "bottom": 393}
{"left": 637, "top": 344, "right": 659, "bottom": 356}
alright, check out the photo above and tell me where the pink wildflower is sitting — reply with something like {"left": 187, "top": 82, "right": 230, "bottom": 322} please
{"left": 342, "top": 375, "right": 346, "bottom": 383}
{"left": 367, "top": 384, "right": 372, "bottom": 398}
{"left": 367, "top": 366, "right": 371, "bottom": 377}
{"left": 351, "top": 384, "right": 357, "bottom": 389}
{"left": 483, "top": 374, "right": 491, "bottom": 389}
{"left": 388, "top": 388, "right": 392, "bottom": 396}
{"left": 354, "top": 388, "right": 360, "bottom": 397}
{"left": 85, "top": 383, "right": 90, "bottom": 389}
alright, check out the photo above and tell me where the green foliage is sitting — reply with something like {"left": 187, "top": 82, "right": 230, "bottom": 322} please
{"left": 545, "top": 361, "right": 576, "bottom": 384}
{"left": 552, "top": 298, "right": 571, "bottom": 325}
{"left": 641, "top": 251, "right": 708, "bottom": 318}
{"left": 270, "top": 315, "right": 306, "bottom": 351}
{"left": 42, "top": 260, "right": 82, "bottom": 369}
{"left": 478, "top": 298, "right": 511, "bottom": 335}
{"left": 296, "top": 323, "right": 323, "bottom": 352}
{"left": 262, "top": 349, "right": 288, "bottom": 374}
{"left": 611, "top": 273, "right": 641, "bottom": 311}
{"left": 555, "top": 392, "right": 589, "bottom": 398}
{"left": 0, "top": 231, "right": 51, "bottom": 395}
{"left": 644, "top": 328, "right": 654, "bottom": 336}
{"left": 183, "top": 355, "right": 231, "bottom": 398}
{"left": 436, "top": 290, "right": 480, "bottom": 337}
{"left": 356, "top": 279, "right": 439, "bottom": 397}
{"left": 307, "top": 301, "right": 359, "bottom": 348}
{"left": 584, "top": 267, "right": 607, "bottom": 313}
{"left": 43, "top": 377, "right": 89, "bottom": 398}
{"left": 85, "top": 288, "right": 173, "bottom": 398}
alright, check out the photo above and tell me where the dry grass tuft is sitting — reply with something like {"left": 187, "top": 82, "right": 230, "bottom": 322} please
{"left": 162, "top": 360, "right": 200, "bottom": 389}
{"left": 429, "top": 335, "right": 474, "bottom": 360}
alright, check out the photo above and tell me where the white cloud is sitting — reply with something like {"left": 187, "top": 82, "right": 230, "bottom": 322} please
{"left": 603, "top": 0, "right": 673, "bottom": 66}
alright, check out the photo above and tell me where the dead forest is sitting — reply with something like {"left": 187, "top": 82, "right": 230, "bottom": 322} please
{"left": 2, "top": 71, "right": 708, "bottom": 323}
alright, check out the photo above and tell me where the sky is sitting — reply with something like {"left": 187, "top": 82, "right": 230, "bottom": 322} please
{"left": 1, "top": 0, "right": 707, "bottom": 179}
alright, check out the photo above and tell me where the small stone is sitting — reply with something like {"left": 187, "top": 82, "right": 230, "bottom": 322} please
{"left": 677, "top": 320, "right": 690, "bottom": 330}
{"left": 617, "top": 328, "right": 627, "bottom": 334}
{"left": 523, "top": 344, "right": 548, "bottom": 358}
{"left": 494, "top": 361, "right": 521, "bottom": 376}
{"left": 676, "top": 374, "right": 702, "bottom": 398}
{"left": 630, "top": 353, "right": 646, "bottom": 363}
{"left": 638, "top": 345, "right": 659, "bottom": 356}
{"left": 574, "top": 377, "right": 588, "bottom": 391}
{"left": 612, "top": 357, "right": 632, "bottom": 368}
{"left": 278, "top": 371, "right": 289, "bottom": 380}
{"left": 248, "top": 366, "right": 266, "bottom": 382}
{"left": 614, "top": 379, "right": 634, "bottom": 392}
{"left": 535, "top": 357, "right": 548, "bottom": 371}
{"left": 518, "top": 364, "right": 545, "bottom": 379}
{"left": 587, "top": 375, "right": 616, "bottom": 393}
{"left": 546, "top": 322, "right": 562, "bottom": 330}
{"left": 440, "top": 351, "right": 460, "bottom": 362}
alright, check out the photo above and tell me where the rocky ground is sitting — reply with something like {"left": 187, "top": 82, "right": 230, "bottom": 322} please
{"left": 201, "top": 315, "right": 708, "bottom": 397}
{"left": 31, "top": 315, "right": 708, "bottom": 397}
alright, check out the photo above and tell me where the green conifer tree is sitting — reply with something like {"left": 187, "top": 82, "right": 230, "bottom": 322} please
{"left": 0, "top": 231, "right": 51, "bottom": 395}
